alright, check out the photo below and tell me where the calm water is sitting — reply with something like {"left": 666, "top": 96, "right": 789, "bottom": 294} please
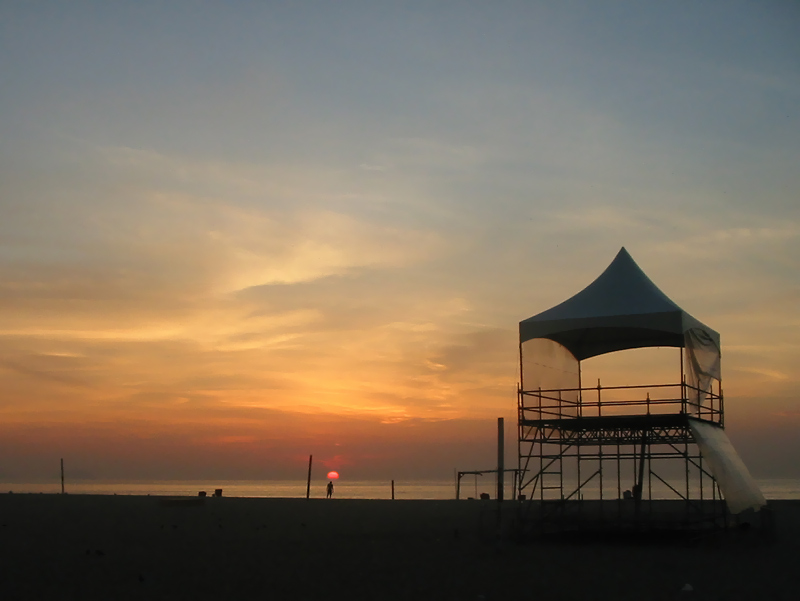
{"left": 0, "top": 480, "right": 456, "bottom": 499}
{"left": 2, "top": 478, "right": 800, "bottom": 500}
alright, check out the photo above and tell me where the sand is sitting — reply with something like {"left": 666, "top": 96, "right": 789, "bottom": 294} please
{"left": 0, "top": 494, "right": 798, "bottom": 600}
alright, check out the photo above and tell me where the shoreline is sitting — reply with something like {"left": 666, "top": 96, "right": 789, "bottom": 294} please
{"left": 4, "top": 476, "right": 799, "bottom": 501}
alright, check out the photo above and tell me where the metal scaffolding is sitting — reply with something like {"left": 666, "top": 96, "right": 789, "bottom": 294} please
{"left": 517, "top": 350, "right": 726, "bottom": 534}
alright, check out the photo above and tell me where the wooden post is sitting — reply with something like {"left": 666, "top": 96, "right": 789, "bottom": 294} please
{"left": 512, "top": 469, "right": 517, "bottom": 501}
{"left": 497, "top": 418, "right": 504, "bottom": 502}
{"left": 306, "top": 455, "right": 313, "bottom": 499}
{"left": 391, "top": 480, "right": 395, "bottom": 500}
{"left": 60, "top": 458, "right": 64, "bottom": 495}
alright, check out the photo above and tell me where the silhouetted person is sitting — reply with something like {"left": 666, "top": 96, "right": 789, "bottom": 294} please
{"left": 326, "top": 481, "right": 334, "bottom": 498}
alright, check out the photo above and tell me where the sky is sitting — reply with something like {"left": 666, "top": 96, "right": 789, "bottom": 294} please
{"left": 1, "top": 1, "right": 798, "bottom": 484}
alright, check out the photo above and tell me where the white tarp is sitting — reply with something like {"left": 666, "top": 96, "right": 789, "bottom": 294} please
{"left": 521, "top": 338, "right": 580, "bottom": 417}
{"left": 689, "top": 418, "right": 766, "bottom": 514}
{"left": 684, "top": 328, "right": 722, "bottom": 415}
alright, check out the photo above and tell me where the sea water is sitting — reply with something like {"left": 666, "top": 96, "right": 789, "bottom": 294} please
{"left": 0, "top": 480, "right": 455, "bottom": 499}
{"left": 2, "top": 478, "right": 800, "bottom": 500}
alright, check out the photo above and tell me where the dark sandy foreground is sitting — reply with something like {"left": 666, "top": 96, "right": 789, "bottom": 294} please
{"left": 0, "top": 495, "right": 797, "bottom": 601}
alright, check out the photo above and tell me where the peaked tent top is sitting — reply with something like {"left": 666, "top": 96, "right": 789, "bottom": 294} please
{"left": 519, "top": 247, "right": 720, "bottom": 360}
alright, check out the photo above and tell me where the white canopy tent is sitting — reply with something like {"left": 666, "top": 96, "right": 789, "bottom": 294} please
{"left": 519, "top": 247, "right": 721, "bottom": 414}
{"left": 520, "top": 246, "right": 719, "bottom": 361}
{"left": 518, "top": 247, "right": 765, "bottom": 514}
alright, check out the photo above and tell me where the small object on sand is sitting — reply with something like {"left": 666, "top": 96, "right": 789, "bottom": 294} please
{"left": 681, "top": 583, "right": 693, "bottom": 592}
{"left": 198, "top": 491, "right": 207, "bottom": 497}
{"left": 215, "top": 488, "right": 223, "bottom": 497}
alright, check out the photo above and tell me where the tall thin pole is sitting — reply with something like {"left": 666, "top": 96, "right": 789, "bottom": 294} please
{"left": 512, "top": 469, "right": 517, "bottom": 501}
{"left": 306, "top": 455, "right": 313, "bottom": 499}
{"left": 391, "top": 480, "right": 395, "bottom": 500}
{"left": 497, "top": 417, "right": 504, "bottom": 502}
{"left": 637, "top": 434, "right": 647, "bottom": 501}
{"left": 518, "top": 342, "right": 524, "bottom": 502}
{"left": 680, "top": 347, "right": 686, "bottom": 414}
{"left": 60, "top": 458, "right": 65, "bottom": 494}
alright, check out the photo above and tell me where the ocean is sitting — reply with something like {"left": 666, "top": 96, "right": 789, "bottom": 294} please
{"left": 3, "top": 478, "right": 800, "bottom": 500}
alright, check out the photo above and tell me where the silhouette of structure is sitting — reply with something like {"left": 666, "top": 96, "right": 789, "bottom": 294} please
{"left": 455, "top": 468, "right": 521, "bottom": 500}
{"left": 516, "top": 248, "right": 764, "bottom": 534}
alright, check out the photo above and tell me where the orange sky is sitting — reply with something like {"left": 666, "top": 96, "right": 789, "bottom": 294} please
{"left": 1, "top": 3, "right": 798, "bottom": 483}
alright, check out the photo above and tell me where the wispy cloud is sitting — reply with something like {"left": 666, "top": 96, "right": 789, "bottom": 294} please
{"left": 1, "top": 1, "right": 799, "bottom": 480}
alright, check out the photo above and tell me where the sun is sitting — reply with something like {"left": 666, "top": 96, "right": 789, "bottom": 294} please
{"left": 327, "top": 471, "right": 339, "bottom": 480}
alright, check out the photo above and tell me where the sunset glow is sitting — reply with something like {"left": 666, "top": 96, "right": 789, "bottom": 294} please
{"left": 327, "top": 472, "right": 340, "bottom": 480}
{"left": 0, "top": 2, "right": 798, "bottom": 485}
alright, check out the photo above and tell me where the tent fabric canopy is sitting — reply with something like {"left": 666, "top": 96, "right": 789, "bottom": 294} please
{"left": 519, "top": 248, "right": 720, "bottom": 361}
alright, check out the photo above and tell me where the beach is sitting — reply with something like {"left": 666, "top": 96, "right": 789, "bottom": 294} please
{"left": 1, "top": 494, "right": 798, "bottom": 600}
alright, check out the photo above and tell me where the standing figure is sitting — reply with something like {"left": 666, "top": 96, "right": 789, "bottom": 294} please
{"left": 326, "top": 481, "right": 334, "bottom": 499}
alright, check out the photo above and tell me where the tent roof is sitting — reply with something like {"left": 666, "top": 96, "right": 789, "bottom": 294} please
{"left": 519, "top": 247, "right": 720, "bottom": 360}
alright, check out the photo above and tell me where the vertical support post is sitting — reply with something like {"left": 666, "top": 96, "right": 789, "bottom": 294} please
{"left": 538, "top": 387, "right": 544, "bottom": 502}
{"left": 597, "top": 379, "right": 601, "bottom": 417}
{"left": 512, "top": 470, "right": 518, "bottom": 501}
{"left": 456, "top": 472, "right": 461, "bottom": 500}
{"left": 497, "top": 417, "right": 504, "bottom": 503}
{"left": 61, "top": 458, "right": 65, "bottom": 495}
{"left": 518, "top": 387, "right": 524, "bottom": 501}
{"left": 680, "top": 347, "right": 686, "bottom": 415}
{"left": 636, "top": 433, "right": 647, "bottom": 501}
{"left": 647, "top": 441, "right": 653, "bottom": 517}
{"left": 391, "top": 480, "right": 395, "bottom": 500}
{"left": 597, "top": 380, "right": 603, "bottom": 503}
{"left": 617, "top": 440, "right": 622, "bottom": 519}
{"left": 306, "top": 455, "right": 313, "bottom": 499}
{"left": 518, "top": 342, "right": 524, "bottom": 502}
